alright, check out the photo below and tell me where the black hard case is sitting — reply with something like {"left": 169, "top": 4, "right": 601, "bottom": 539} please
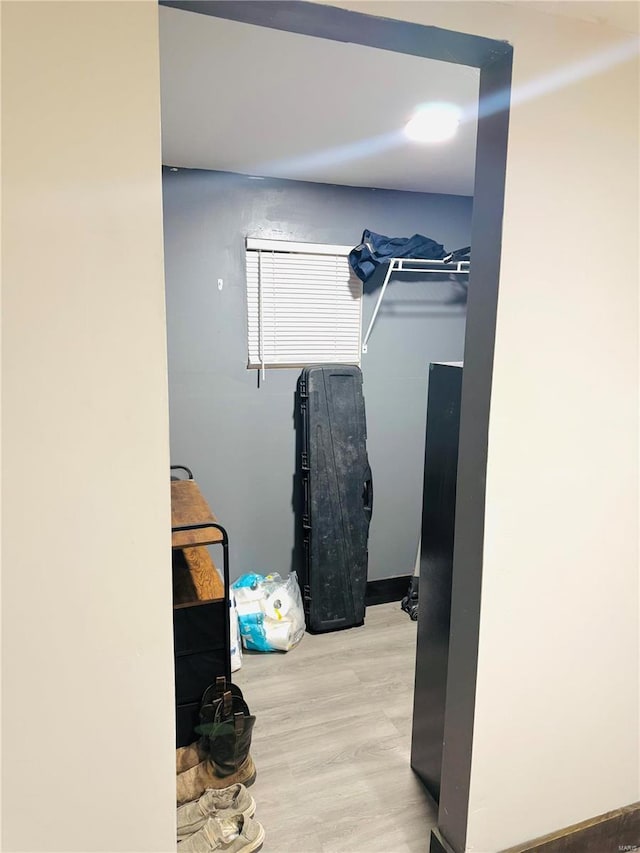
{"left": 297, "top": 365, "right": 373, "bottom": 633}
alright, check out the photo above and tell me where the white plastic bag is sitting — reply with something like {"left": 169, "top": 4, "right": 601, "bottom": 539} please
{"left": 231, "top": 571, "right": 305, "bottom": 652}
{"left": 261, "top": 573, "right": 306, "bottom": 651}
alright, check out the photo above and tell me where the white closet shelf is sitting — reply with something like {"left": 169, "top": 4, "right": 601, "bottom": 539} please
{"left": 361, "top": 257, "right": 470, "bottom": 353}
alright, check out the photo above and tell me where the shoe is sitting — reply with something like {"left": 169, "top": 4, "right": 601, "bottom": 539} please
{"left": 177, "top": 785, "right": 256, "bottom": 840}
{"left": 177, "top": 688, "right": 256, "bottom": 805}
{"left": 199, "top": 693, "right": 256, "bottom": 780}
{"left": 177, "top": 741, "right": 208, "bottom": 775}
{"left": 177, "top": 679, "right": 245, "bottom": 774}
{"left": 177, "top": 755, "right": 256, "bottom": 806}
{"left": 177, "top": 814, "right": 264, "bottom": 852}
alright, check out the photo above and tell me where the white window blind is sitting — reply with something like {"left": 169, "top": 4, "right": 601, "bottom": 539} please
{"left": 246, "top": 240, "right": 362, "bottom": 369}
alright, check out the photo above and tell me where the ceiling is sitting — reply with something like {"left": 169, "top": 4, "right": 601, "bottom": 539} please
{"left": 159, "top": 7, "right": 479, "bottom": 196}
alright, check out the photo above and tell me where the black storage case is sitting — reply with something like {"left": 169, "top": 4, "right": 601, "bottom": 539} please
{"left": 297, "top": 365, "right": 373, "bottom": 633}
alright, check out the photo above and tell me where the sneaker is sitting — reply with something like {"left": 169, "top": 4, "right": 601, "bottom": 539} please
{"left": 177, "top": 785, "right": 256, "bottom": 840}
{"left": 177, "top": 814, "right": 264, "bottom": 853}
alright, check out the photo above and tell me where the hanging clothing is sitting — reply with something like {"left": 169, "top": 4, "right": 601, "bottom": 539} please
{"left": 348, "top": 229, "right": 446, "bottom": 283}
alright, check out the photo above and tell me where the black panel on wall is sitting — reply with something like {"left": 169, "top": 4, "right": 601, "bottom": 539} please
{"left": 411, "top": 362, "right": 463, "bottom": 802}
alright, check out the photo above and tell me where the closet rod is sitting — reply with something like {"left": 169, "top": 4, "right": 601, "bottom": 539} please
{"left": 361, "top": 257, "right": 470, "bottom": 353}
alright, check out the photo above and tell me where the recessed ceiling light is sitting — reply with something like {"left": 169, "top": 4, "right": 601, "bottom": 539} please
{"left": 404, "top": 103, "right": 462, "bottom": 144}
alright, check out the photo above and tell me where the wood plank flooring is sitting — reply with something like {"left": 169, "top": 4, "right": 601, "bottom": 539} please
{"left": 234, "top": 602, "right": 436, "bottom": 853}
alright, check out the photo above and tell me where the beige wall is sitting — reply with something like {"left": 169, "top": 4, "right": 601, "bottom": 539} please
{"left": 467, "top": 9, "right": 638, "bottom": 852}
{"left": 323, "top": 3, "right": 639, "bottom": 850}
{"left": 1, "top": 2, "right": 176, "bottom": 851}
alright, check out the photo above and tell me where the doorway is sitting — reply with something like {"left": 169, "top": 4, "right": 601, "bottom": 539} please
{"left": 160, "top": 3, "right": 512, "bottom": 851}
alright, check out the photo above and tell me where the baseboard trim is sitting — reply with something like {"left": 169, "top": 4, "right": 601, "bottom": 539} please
{"left": 501, "top": 801, "right": 640, "bottom": 853}
{"left": 366, "top": 575, "right": 411, "bottom": 606}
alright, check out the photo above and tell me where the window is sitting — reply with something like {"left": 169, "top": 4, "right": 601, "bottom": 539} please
{"left": 246, "top": 238, "right": 362, "bottom": 369}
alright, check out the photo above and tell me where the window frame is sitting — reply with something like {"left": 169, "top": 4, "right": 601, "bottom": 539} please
{"left": 245, "top": 237, "right": 363, "bottom": 371}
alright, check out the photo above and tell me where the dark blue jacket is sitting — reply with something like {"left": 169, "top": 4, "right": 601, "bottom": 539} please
{"left": 349, "top": 229, "right": 446, "bottom": 283}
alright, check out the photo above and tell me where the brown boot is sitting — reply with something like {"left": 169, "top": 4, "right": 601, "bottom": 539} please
{"left": 176, "top": 741, "right": 207, "bottom": 775}
{"left": 177, "top": 690, "right": 257, "bottom": 805}
{"left": 176, "top": 754, "right": 257, "bottom": 805}
{"left": 204, "top": 702, "right": 256, "bottom": 781}
{"left": 176, "top": 678, "right": 245, "bottom": 774}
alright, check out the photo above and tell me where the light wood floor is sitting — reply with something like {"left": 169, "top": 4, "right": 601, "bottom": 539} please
{"left": 234, "top": 602, "right": 436, "bottom": 853}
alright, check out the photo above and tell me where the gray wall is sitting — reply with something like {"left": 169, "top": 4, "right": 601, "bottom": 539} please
{"left": 163, "top": 168, "right": 471, "bottom": 582}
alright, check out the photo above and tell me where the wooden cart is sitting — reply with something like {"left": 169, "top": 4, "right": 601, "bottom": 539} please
{"left": 171, "top": 466, "right": 231, "bottom": 747}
